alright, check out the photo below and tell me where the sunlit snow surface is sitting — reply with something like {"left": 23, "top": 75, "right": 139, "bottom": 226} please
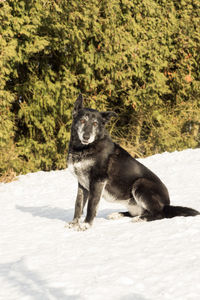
{"left": 0, "top": 149, "right": 200, "bottom": 300}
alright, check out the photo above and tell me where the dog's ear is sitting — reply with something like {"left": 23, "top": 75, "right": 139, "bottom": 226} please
{"left": 73, "top": 94, "right": 83, "bottom": 117}
{"left": 101, "top": 111, "right": 117, "bottom": 123}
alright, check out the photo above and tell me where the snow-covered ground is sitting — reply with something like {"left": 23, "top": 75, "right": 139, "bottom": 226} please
{"left": 0, "top": 149, "right": 200, "bottom": 300}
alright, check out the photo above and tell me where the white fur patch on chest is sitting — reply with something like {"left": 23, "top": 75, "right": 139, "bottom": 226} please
{"left": 68, "top": 158, "right": 94, "bottom": 190}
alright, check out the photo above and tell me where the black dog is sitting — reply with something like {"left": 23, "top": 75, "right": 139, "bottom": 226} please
{"left": 66, "top": 94, "right": 199, "bottom": 230}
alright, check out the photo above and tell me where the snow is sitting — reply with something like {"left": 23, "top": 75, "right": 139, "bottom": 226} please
{"left": 0, "top": 149, "right": 200, "bottom": 300}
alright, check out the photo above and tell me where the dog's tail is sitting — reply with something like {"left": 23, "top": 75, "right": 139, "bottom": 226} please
{"left": 163, "top": 205, "right": 200, "bottom": 219}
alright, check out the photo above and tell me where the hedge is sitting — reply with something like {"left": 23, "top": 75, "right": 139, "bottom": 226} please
{"left": 0, "top": 0, "right": 200, "bottom": 180}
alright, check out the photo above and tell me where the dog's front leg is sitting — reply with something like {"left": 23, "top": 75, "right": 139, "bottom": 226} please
{"left": 66, "top": 183, "right": 88, "bottom": 229}
{"left": 78, "top": 181, "right": 105, "bottom": 231}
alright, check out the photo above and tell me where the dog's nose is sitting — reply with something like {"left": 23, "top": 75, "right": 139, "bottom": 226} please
{"left": 83, "top": 133, "right": 90, "bottom": 140}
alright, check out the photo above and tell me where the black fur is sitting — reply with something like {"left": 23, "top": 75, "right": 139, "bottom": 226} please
{"left": 67, "top": 94, "right": 199, "bottom": 230}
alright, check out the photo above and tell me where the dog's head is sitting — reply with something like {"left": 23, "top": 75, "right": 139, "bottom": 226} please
{"left": 72, "top": 94, "right": 117, "bottom": 145}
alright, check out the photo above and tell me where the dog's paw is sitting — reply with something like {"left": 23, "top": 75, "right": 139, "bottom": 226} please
{"left": 65, "top": 219, "right": 80, "bottom": 230}
{"left": 65, "top": 220, "right": 90, "bottom": 231}
{"left": 131, "top": 216, "right": 146, "bottom": 223}
{"left": 76, "top": 222, "right": 91, "bottom": 231}
{"left": 107, "top": 212, "right": 124, "bottom": 220}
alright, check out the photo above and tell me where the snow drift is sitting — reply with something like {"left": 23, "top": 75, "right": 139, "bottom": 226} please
{"left": 0, "top": 149, "right": 200, "bottom": 300}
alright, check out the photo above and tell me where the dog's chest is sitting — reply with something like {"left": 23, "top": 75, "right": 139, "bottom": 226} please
{"left": 68, "top": 155, "right": 94, "bottom": 190}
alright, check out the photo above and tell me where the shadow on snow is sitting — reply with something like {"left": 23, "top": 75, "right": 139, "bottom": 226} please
{"left": 0, "top": 258, "right": 81, "bottom": 300}
{"left": 16, "top": 205, "right": 123, "bottom": 222}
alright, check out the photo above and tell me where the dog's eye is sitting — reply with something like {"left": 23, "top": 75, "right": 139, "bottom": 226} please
{"left": 93, "top": 122, "right": 98, "bottom": 127}
{"left": 80, "top": 119, "right": 86, "bottom": 124}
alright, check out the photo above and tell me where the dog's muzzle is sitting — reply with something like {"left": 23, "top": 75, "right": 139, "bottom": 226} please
{"left": 78, "top": 129, "right": 96, "bottom": 145}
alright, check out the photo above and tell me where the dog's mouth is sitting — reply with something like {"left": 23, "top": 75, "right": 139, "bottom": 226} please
{"left": 81, "top": 139, "right": 90, "bottom": 145}
{"left": 81, "top": 136, "right": 96, "bottom": 145}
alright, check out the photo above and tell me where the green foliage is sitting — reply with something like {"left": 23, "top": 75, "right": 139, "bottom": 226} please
{"left": 0, "top": 1, "right": 19, "bottom": 179}
{"left": 0, "top": 0, "right": 200, "bottom": 179}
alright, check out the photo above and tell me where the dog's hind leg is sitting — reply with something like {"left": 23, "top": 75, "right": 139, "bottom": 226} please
{"left": 107, "top": 211, "right": 132, "bottom": 220}
{"left": 131, "top": 178, "right": 167, "bottom": 222}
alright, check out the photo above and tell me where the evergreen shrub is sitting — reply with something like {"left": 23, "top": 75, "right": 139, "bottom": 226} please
{"left": 0, "top": 0, "right": 199, "bottom": 180}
